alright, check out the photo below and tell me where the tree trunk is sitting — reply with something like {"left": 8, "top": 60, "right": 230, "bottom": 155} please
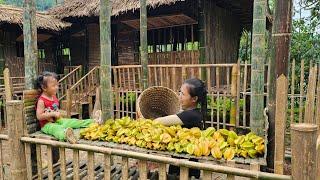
{"left": 250, "top": 0, "right": 267, "bottom": 136}
{"left": 23, "top": 0, "right": 38, "bottom": 89}
{"left": 272, "top": 0, "right": 293, "bottom": 174}
{"left": 99, "top": 0, "right": 113, "bottom": 120}
{"left": 140, "top": 0, "right": 148, "bottom": 90}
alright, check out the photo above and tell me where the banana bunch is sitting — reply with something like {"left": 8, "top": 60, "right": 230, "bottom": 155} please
{"left": 80, "top": 117, "right": 265, "bottom": 160}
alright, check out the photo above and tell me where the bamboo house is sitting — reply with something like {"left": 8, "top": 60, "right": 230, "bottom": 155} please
{"left": 0, "top": 5, "right": 71, "bottom": 76}
{"left": 48, "top": 0, "right": 272, "bottom": 68}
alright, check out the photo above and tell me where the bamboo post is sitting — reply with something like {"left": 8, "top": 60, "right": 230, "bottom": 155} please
{"left": 230, "top": 65, "right": 237, "bottom": 128}
{"left": 250, "top": 0, "right": 267, "bottom": 137}
{"left": 198, "top": 0, "right": 206, "bottom": 81}
{"left": 100, "top": 0, "right": 113, "bottom": 120}
{"left": 140, "top": 0, "right": 148, "bottom": 89}
{"left": 3, "top": 68, "right": 12, "bottom": 101}
{"left": 291, "top": 123, "right": 318, "bottom": 180}
{"left": 274, "top": 75, "right": 288, "bottom": 174}
{"left": 6, "top": 100, "right": 27, "bottom": 178}
{"left": 304, "top": 65, "right": 317, "bottom": 124}
{"left": 66, "top": 90, "right": 71, "bottom": 117}
{"left": 23, "top": 0, "right": 38, "bottom": 89}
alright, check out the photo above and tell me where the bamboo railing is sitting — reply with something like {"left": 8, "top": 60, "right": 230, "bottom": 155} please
{"left": 1, "top": 100, "right": 315, "bottom": 179}
{"left": 66, "top": 66, "right": 100, "bottom": 117}
{"left": 64, "top": 65, "right": 81, "bottom": 75}
{"left": 57, "top": 65, "right": 82, "bottom": 100}
{"left": 112, "top": 63, "right": 270, "bottom": 130}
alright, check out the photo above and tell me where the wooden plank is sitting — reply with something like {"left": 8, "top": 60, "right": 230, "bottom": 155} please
{"left": 73, "top": 149, "right": 80, "bottom": 180}
{"left": 88, "top": 151, "right": 95, "bottom": 179}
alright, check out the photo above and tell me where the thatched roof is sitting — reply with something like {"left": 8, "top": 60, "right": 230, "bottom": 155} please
{"left": 0, "top": 5, "right": 71, "bottom": 31}
{"left": 48, "top": 0, "right": 180, "bottom": 19}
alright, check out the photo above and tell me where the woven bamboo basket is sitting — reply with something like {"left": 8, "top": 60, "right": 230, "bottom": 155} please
{"left": 136, "top": 86, "right": 180, "bottom": 119}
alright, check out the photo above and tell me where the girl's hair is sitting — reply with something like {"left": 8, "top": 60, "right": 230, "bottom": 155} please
{"left": 36, "top": 71, "right": 58, "bottom": 91}
{"left": 184, "top": 78, "right": 208, "bottom": 129}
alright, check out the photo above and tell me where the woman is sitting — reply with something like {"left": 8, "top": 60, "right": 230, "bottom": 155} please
{"left": 155, "top": 78, "right": 208, "bottom": 179}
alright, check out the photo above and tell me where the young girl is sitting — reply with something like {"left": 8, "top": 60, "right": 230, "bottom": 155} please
{"left": 36, "top": 71, "right": 94, "bottom": 144}
{"left": 154, "top": 78, "right": 207, "bottom": 179}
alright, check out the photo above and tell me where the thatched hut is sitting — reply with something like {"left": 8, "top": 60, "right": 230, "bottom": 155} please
{"left": 0, "top": 5, "right": 70, "bottom": 77}
{"left": 48, "top": 0, "right": 271, "bottom": 69}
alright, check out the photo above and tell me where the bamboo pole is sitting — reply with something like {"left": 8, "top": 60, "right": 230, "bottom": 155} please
{"left": 140, "top": 0, "right": 148, "bottom": 89}
{"left": 250, "top": 0, "right": 267, "bottom": 136}
{"left": 47, "top": 146, "right": 53, "bottom": 180}
{"left": 230, "top": 65, "right": 238, "bottom": 128}
{"left": 298, "top": 60, "right": 305, "bottom": 123}
{"left": 198, "top": 0, "right": 206, "bottom": 80}
{"left": 104, "top": 154, "right": 111, "bottom": 180}
{"left": 23, "top": 0, "right": 38, "bottom": 89}
{"left": 6, "top": 100, "right": 27, "bottom": 179}
{"left": 3, "top": 68, "right": 12, "bottom": 101}
{"left": 291, "top": 123, "right": 318, "bottom": 180}
{"left": 20, "top": 137, "right": 291, "bottom": 180}
{"left": 304, "top": 65, "right": 317, "bottom": 124}
{"left": 100, "top": 0, "right": 113, "bottom": 120}
{"left": 274, "top": 75, "right": 288, "bottom": 174}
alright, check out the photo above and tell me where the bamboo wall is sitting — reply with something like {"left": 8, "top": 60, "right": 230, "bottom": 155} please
{"left": 87, "top": 23, "right": 101, "bottom": 69}
{"left": 70, "top": 34, "right": 86, "bottom": 68}
{"left": 0, "top": 28, "right": 57, "bottom": 77}
{"left": 204, "top": 0, "right": 241, "bottom": 64}
{"left": 117, "top": 25, "right": 137, "bottom": 65}
{"left": 148, "top": 50, "right": 199, "bottom": 64}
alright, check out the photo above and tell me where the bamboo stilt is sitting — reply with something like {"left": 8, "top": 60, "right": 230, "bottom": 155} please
{"left": 250, "top": 0, "right": 267, "bottom": 136}
{"left": 100, "top": 0, "right": 113, "bottom": 120}
{"left": 23, "top": 0, "right": 38, "bottom": 89}
{"left": 140, "top": 0, "right": 148, "bottom": 89}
